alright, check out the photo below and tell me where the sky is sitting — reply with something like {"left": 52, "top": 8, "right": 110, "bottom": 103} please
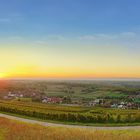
{"left": 0, "top": 0, "right": 140, "bottom": 79}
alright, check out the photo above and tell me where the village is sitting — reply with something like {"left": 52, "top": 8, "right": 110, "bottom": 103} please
{"left": 3, "top": 91, "right": 140, "bottom": 110}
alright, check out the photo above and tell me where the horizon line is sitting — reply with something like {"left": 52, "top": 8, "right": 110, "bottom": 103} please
{"left": 2, "top": 77, "right": 140, "bottom": 82}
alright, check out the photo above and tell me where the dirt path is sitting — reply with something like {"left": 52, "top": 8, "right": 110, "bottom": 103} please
{"left": 0, "top": 113, "right": 140, "bottom": 130}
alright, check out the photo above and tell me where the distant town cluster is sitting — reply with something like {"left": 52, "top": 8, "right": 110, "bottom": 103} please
{"left": 3, "top": 91, "right": 140, "bottom": 110}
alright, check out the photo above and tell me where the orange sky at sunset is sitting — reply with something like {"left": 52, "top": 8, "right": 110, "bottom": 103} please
{"left": 0, "top": 0, "right": 140, "bottom": 79}
{"left": 0, "top": 43, "right": 140, "bottom": 79}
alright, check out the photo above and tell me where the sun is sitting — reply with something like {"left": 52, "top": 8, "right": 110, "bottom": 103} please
{"left": 0, "top": 73, "right": 6, "bottom": 78}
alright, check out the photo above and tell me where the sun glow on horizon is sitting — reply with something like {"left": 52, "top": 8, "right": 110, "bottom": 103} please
{"left": 2, "top": 67, "right": 140, "bottom": 79}
{"left": 0, "top": 73, "right": 6, "bottom": 79}
{"left": 0, "top": 44, "right": 140, "bottom": 79}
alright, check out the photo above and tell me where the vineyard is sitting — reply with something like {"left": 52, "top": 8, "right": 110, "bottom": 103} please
{"left": 0, "top": 100, "right": 140, "bottom": 125}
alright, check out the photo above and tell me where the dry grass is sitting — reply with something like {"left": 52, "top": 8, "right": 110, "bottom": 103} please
{"left": 0, "top": 117, "right": 140, "bottom": 140}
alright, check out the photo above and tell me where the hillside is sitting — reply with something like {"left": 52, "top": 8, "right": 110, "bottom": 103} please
{"left": 1, "top": 117, "right": 140, "bottom": 140}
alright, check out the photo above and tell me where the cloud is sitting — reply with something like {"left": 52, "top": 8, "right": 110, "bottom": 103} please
{"left": 46, "top": 35, "right": 64, "bottom": 40}
{"left": 0, "top": 14, "right": 24, "bottom": 24}
{"left": 78, "top": 34, "right": 117, "bottom": 40}
{"left": 0, "top": 36, "right": 24, "bottom": 45}
{"left": 120, "top": 32, "right": 136, "bottom": 38}
{"left": 8, "top": 36, "right": 24, "bottom": 40}
{"left": 78, "top": 35, "right": 97, "bottom": 40}
{"left": 78, "top": 32, "right": 137, "bottom": 40}
{"left": 34, "top": 40, "right": 48, "bottom": 46}
{"left": 33, "top": 35, "right": 65, "bottom": 45}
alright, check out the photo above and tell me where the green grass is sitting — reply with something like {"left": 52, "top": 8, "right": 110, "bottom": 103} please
{"left": 71, "top": 91, "right": 127, "bottom": 99}
{"left": 107, "top": 92, "right": 127, "bottom": 98}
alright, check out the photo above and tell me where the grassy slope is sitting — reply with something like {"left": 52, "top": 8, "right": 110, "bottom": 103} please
{"left": 0, "top": 132, "right": 3, "bottom": 140}
{"left": 1, "top": 117, "right": 140, "bottom": 140}
{"left": 0, "top": 129, "right": 6, "bottom": 140}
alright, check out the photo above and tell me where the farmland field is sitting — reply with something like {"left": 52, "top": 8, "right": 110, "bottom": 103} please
{"left": 0, "top": 80, "right": 140, "bottom": 126}
{"left": 0, "top": 80, "right": 140, "bottom": 100}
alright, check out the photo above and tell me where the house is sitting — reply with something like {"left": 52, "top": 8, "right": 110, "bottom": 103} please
{"left": 126, "top": 102, "right": 133, "bottom": 109}
{"left": 42, "top": 96, "right": 62, "bottom": 104}
{"left": 88, "top": 99, "right": 104, "bottom": 106}
{"left": 8, "top": 92, "right": 16, "bottom": 97}
{"left": 19, "top": 94, "right": 24, "bottom": 98}
{"left": 51, "top": 97, "right": 62, "bottom": 104}
{"left": 117, "top": 101, "right": 128, "bottom": 109}
{"left": 4, "top": 92, "right": 24, "bottom": 100}
{"left": 111, "top": 104, "right": 118, "bottom": 108}
{"left": 88, "top": 101, "right": 96, "bottom": 106}
{"left": 95, "top": 99, "right": 104, "bottom": 104}
{"left": 94, "top": 99, "right": 100, "bottom": 104}
{"left": 118, "top": 104, "right": 124, "bottom": 109}
{"left": 120, "top": 101, "right": 125, "bottom": 105}
{"left": 3, "top": 92, "right": 16, "bottom": 100}
{"left": 42, "top": 98, "right": 48, "bottom": 103}
{"left": 8, "top": 92, "right": 15, "bottom": 97}
{"left": 32, "top": 93, "right": 36, "bottom": 96}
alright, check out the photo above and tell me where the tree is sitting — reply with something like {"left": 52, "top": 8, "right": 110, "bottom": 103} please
{"left": 62, "top": 96, "right": 72, "bottom": 104}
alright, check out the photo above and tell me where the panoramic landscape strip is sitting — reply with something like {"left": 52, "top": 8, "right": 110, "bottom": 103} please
{"left": 1, "top": 0, "right": 140, "bottom": 139}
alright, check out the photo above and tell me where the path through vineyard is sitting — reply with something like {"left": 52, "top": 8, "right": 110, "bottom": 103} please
{"left": 1, "top": 113, "right": 140, "bottom": 130}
